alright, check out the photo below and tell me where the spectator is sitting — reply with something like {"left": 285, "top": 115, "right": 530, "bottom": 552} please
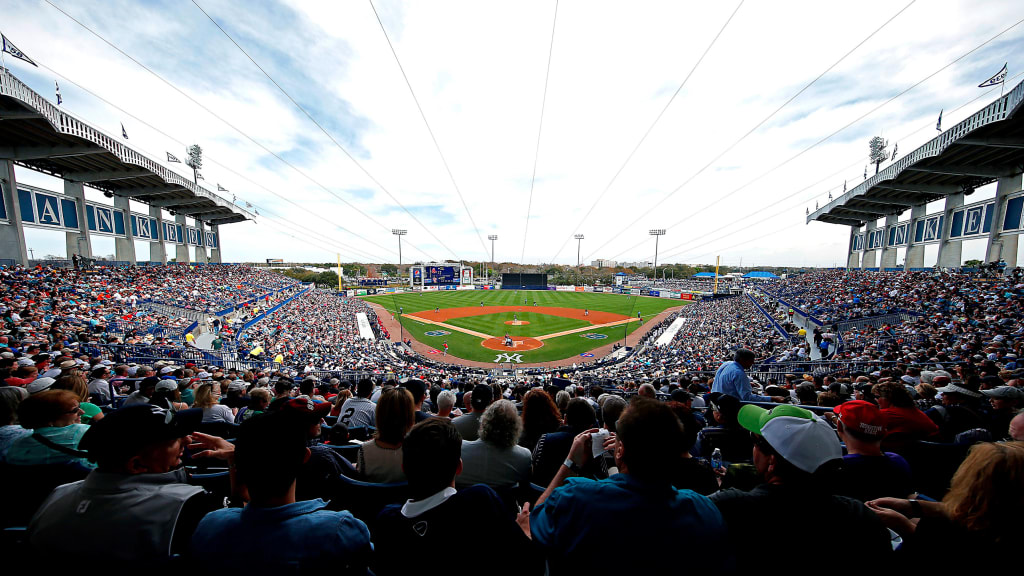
{"left": 695, "top": 393, "right": 752, "bottom": 463}
{"left": 832, "top": 400, "right": 913, "bottom": 502}
{"left": 872, "top": 381, "right": 938, "bottom": 444}
{"left": 458, "top": 400, "right": 532, "bottom": 490}
{"left": 195, "top": 382, "right": 235, "bottom": 424}
{"left": 124, "top": 376, "right": 159, "bottom": 407}
{"left": 453, "top": 383, "right": 492, "bottom": 441}
{"left": 601, "top": 394, "right": 627, "bottom": 434}
{"left": 710, "top": 404, "right": 892, "bottom": 571}
{"left": 980, "top": 386, "right": 1023, "bottom": 440}
{"left": 666, "top": 402, "right": 719, "bottom": 496}
{"left": 1008, "top": 412, "right": 1024, "bottom": 441}
{"left": 519, "top": 388, "right": 561, "bottom": 452}
{"left": 86, "top": 365, "right": 114, "bottom": 406}
{"left": 530, "top": 397, "right": 729, "bottom": 574}
{"left": 28, "top": 405, "right": 221, "bottom": 567}
{"left": 150, "top": 380, "right": 187, "bottom": 413}
{"left": 402, "top": 379, "right": 431, "bottom": 423}
{"left": 532, "top": 398, "right": 600, "bottom": 487}
{"left": 338, "top": 378, "right": 376, "bottom": 428}
{"left": 279, "top": 397, "right": 349, "bottom": 503}
{"left": 236, "top": 387, "right": 270, "bottom": 424}
{"left": 0, "top": 386, "right": 30, "bottom": 461}
{"left": 434, "top": 389, "right": 458, "bottom": 419}
{"left": 867, "top": 442, "right": 1024, "bottom": 570}
{"left": 6, "top": 390, "right": 93, "bottom": 469}
{"left": 374, "top": 418, "right": 541, "bottom": 576}
{"left": 712, "top": 349, "right": 785, "bottom": 403}
{"left": 358, "top": 387, "right": 414, "bottom": 483}
{"left": 191, "top": 410, "right": 371, "bottom": 573}
{"left": 927, "top": 381, "right": 988, "bottom": 442}
{"left": 52, "top": 374, "right": 104, "bottom": 424}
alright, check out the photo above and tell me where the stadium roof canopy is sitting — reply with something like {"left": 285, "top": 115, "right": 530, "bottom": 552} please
{"left": 808, "top": 79, "right": 1024, "bottom": 227}
{"left": 742, "top": 271, "right": 779, "bottom": 278}
{"left": 694, "top": 272, "right": 718, "bottom": 278}
{"left": 0, "top": 69, "right": 255, "bottom": 226}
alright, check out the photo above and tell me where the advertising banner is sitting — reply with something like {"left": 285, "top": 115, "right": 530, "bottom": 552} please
{"left": 594, "top": 286, "right": 604, "bottom": 293}
{"left": 679, "top": 293, "right": 694, "bottom": 300}
{"left": 356, "top": 289, "right": 367, "bottom": 296}
{"left": 575, "top": 286, "right": 585, "bottom": 292}
{"left": 423, "top": 285, "right": 438, "bottom": 291}
{"left": 457, "top": 285, "right": 474, "bottom": 290}
{"left": 649, "top": 290, "right": 660, "bottom": 297}
{"left": 630, "top": 289, "right": 641, "bottom": 295}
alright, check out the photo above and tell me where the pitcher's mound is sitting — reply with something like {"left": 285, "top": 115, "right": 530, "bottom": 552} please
{"left": 482, "top": 337, "right": 544, "bottom": 351}
{"left": 504, "top": 320, "right": 530, "bottom": 326}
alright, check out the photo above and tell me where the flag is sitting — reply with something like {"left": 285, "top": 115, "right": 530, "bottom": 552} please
{"left": 891, "top": 143, "right": 898, "bottom": 161}
{"left": 166, "top": 152, "right": 181, "bottom": 163}
{"left": 864, "top": 166, "right": 868, "bottom": 179}
{"left": 121, "top": 123, "right": 128, "bottom": 139}
{"left": 217, "top": 184, "right": 228, "bottom": 192}
{"left": 978, "top": 63, "right": 1007, "bottom": 88}
{"left": 828, "top": 192, "right": 832, "bottom": 200}
{"left": 936, "top": 109, "right": 943, "bottom": 132}
{"left": 843, "top": 180, "right": 847, "bottom": 192}
{"left": 1, "top": 34, "right": 37, "bottom": 67}
{"left": 55, "top": 81, "right": 62, "bottom": 105}
{"left": 245, "top": 202, "right": 253, "bottom": 208}
{"left": 196, "top": 172, "right": 204, "bottom": 180}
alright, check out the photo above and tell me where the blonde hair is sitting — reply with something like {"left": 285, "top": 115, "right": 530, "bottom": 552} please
{"left": 943, "top": 441, "right": 1024, "bottom": 540}
{"left": 194, "top": 382, "right": 220, "bottom": 409}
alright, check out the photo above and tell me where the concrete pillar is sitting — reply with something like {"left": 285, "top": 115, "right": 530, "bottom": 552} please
{"left": 862, "top": 220, "right": 878, "bottom": 269}
{"left": 0, "top": 160, "right": 29, "bottom": 266}
{"left": 210, "top": 224, "right": 222, "bottom": 263}
{"left": 879, "top": 214, "right": 898, "bottom": 270}
{"left": 985, "top": 172, "right": 1023, "bottom": 269}
{"left": 936, "top": 193, "right": 964, "bottom": 269}
{"left": 175, "top": 213, "right": 190, "bottom": 264}
{"left": 194, "top": 220, "right": 208, "bottom": 263}
{"left": 149, "top": 205, "right": 166, "bottom": 264}
{"left": 63, "top": 181, "right": 92, "bottom": 259}
{"left": 847, "top": 225, "right": 861, "bottom": 269}
{"left": 113, "top": 196, "right": 136, "bottom": 264}
{"left": 904, "top": 205, "right": 927, "bottom": 270}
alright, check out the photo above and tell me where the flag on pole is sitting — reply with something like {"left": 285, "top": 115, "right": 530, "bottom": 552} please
{"left": 828, "top": 192, "right": 832, "bottom": 200}
{"left": 864, "top": 166, "right": 868, "bottom": 179}
{"left": 217, "top": 184, "right": 228, "bottom": 192}
{"left": 891, "top": 143, "right": 898, "bottom": 161}
{"left": 55, "top": 80, "right": 62, "bottom": 105}
{"left": 1, "top": 34, "right": 37, "bottom": 67}
{"left": 936, "top": 109, "right": 943, "bottom": 132}
{"left": 121, "top": 123, "right": 128, "bottom": 139}
{"left": 196, "top": 172, "right": 204, "bottom": 180}
{"left": 245, "top": 202, "right": 253, "bottom": 208}
{"left": 166, "top": 152, "right": 181, "bottom": 163}
{"left": 843, "top": 180, "right": 847, "bottom": 192}
{"left": 978, "top": 63, "right": 1007, "bottom": 88}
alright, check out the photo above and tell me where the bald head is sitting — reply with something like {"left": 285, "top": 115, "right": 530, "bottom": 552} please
{"left": 638, "top": 383, "right": 657, "bottom": 399}
{"left": 1010, "top": 411, "right": 1024, "bottom": 442}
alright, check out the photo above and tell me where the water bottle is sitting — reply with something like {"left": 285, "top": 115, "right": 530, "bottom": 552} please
{"left": 711, "top": 448, "right": 723, "bottom": 471}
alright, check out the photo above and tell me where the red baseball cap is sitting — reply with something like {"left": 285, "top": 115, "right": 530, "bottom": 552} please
{"left": 833, "top": 400, "right": 886, "bottom": 438}
{"left": 282, "top": 397, "right": 331, "bottom": 419}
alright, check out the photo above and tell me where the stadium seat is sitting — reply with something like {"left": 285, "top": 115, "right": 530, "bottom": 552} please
{"left": 189, "top": 470, "right": 231, "bottom": 500}
{"left": 892, "top": 440, "right": 970, "bottom": 499}
{"left": 327, "top": 474, "right": 409, "bottom": 530}
{"left": 326, "top": 443, "right": 362, "bottom": 464}
{"left": 0, "top": 462, "right": 91, "bottom": 528}
{"left": 197, "top": 421, "right": 240, "bottom": 438}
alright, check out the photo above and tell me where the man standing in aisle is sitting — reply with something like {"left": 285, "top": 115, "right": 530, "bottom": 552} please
{"left": 712, "top": 349, "right": 786, "bottom": 403}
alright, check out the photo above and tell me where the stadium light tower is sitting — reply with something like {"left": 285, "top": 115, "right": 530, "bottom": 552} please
{"left": 392, "top": 229, "right": 407, "bottom": 277}
{"left": 649, "top": 229, "right": 666, "bottom": 282}
{"left": 488, "top": 235, "right": 498, "bottom": 284}
{"left": 574, "top": 234, "right": 584, "bottom": 286}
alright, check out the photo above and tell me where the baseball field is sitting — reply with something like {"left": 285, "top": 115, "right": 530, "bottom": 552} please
{"left": 362, "top": 289, "right": 686, "bottom": 364}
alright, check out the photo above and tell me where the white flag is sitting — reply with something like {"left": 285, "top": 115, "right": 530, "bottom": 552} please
{"left": 978, "top": 63, "right": 1007, "bottom": 88}
{"left": 166, "top": 152, "right": 181, "bottom": 163}
{"left": 55, "top": 81, "right": 62, "bottom": 105}
{"left": 1, "top": 34, "right": 37, "bottom": 67}
{"left": 217, "top": 184, "right": 228, "bottom": 192}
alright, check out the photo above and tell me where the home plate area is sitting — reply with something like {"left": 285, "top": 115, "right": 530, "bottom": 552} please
{"left": 481, "top": 336, "right": 544, "bottom": 351}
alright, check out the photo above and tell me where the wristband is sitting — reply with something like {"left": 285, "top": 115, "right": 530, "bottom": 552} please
{"left": 563, "top": 458, "right": 581, "bottom": 474}
{"left": 908, "top": 498, "right": 922, "bottom": 517}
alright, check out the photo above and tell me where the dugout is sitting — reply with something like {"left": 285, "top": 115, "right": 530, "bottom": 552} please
{"left": 501, "top": 272, "right": 548, "bottom": 290}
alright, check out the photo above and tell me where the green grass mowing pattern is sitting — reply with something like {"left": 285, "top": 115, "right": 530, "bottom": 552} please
{"left": 364, "top": 290, "right": 685, "bottom": 364}
{"left": 443, "top": 312, "right": 589, "bottom": 338}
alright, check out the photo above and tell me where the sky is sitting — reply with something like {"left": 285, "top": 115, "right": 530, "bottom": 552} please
{"left": 3, "top": 0, "right": 1023, "bottom": 268}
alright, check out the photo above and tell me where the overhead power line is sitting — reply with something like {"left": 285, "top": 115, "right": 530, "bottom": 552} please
{"left": 581, "top": 0, "right": 920, "bottom": 262}
{"left": 520, "top": 0, "right": 560, "bottom": 263}
{"left": 546, "top": 0, "right": 746, "bottom": 263}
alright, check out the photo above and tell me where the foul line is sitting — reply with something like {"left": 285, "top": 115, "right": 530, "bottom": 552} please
{"left": 403, "top": 312, "right": 641, "bottom": 341}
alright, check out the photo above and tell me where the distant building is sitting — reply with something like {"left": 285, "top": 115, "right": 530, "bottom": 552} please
{"left": 590, "top": 259, "right": 618, "bottom": 269}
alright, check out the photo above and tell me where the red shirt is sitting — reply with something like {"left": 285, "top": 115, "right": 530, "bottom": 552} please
{"left": 882, "top": 405, "right": 939, "bottom": 440}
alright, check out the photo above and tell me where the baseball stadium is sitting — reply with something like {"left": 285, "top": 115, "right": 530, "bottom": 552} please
{"left": 1, "top": 1, "right": 1022, "bottom": 572}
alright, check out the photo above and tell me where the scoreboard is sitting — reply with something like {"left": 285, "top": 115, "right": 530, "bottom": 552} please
{"left": 424, "top": 266, "right": 458, "bottom": 285}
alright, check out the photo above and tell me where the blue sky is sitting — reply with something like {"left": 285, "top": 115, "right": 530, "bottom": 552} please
{"left": 5, "top": 0, "right": 1024, "bottom": 267}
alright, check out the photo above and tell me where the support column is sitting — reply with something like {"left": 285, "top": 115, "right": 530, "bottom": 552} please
{"left": 936, "top": 193, "right": 964, "bottom": 269}
{"left": 210, "top": 224, "right": 222, "bottom": 263}
{"left": 113, "top": 196, "right": 136, "bottom": 264}
{"left": 194, "top": 220, "right": 208, "bottom": 263}
{"left": 175, "top": 214, "right": 190, "bottom": 264}
{"left": 904, "top": 205, "right": 927, "bottom": 270}
{"left": 847, "top": 225, "right": 861, "bottom": 269}
{"left": 879, "top": 215, "right": 898, "bottom": 270}
{"left": 63, "top": 181, "right": 93, "bottom": 259}
{"left": 862, "top": 220, "right": 878, "bottom": 269}
{"left": 0, "top": 160, "right": 29, "bottom": 266}
{"left": 985, "top": 172, "right": 1023, "bottom": 270}
{"left": 149, "top": 205, "right": 166, "bottom": 264}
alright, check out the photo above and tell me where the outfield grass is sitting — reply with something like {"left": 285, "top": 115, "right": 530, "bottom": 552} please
{"left": 363, "top": 289, "right": 686, "bottom": 364}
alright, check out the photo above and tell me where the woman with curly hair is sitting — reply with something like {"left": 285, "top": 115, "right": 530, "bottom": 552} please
{"left": 457, "top": 400, "right": 532, "bottom": 490}
{"left": 519, "top": 388, "right": 561, "bottom": 452}
{"left": 867, "top": 441, "right": 1024, "bottom": 569}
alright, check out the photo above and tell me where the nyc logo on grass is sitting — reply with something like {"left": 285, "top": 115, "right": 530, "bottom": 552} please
{"left": 581, "top": 333, "right": 608, "bottom": 340}
{"left": 424, "top": 330, "right": 450, "bottom": 337}
{"left": 494, "top": 353, "right": 523, "bottom": 363}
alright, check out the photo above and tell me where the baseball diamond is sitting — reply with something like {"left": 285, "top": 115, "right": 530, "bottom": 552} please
{"left": 364, "top": 289, "right": 686, "bottom": 364}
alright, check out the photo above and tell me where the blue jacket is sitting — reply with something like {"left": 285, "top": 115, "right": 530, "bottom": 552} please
{"left": 712, "top": 361, "right": 770, "bottom": 402}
